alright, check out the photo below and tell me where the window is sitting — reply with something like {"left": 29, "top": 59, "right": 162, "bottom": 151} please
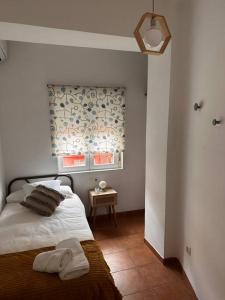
{"left": 58, "top": 152, "right": 123, "bottom": 173}
{"left": 48, "top": 85, "right": 125, "bottom": 173}
{"left": 63, "top": 155, "right": 86, "bottom": 167}
{"left": 93, "top": 152, "right": 114, "bottom": 165}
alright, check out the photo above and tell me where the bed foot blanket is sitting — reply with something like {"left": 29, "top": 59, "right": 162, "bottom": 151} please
{"left": 0, "top": 240, "right": 122, "bottom": 300}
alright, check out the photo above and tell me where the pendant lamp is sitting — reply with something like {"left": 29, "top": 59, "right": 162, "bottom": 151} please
{"left": 134, "top": 0, "right": 171, "bottom": 55}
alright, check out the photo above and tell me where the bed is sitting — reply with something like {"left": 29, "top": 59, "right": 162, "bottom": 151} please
{"left": 0, "top": 174, "right": 122, "bottom": 300}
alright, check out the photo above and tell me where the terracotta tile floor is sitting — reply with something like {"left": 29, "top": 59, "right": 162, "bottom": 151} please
{"left": 92, "top": 211, "right": 197, "bottom": 300}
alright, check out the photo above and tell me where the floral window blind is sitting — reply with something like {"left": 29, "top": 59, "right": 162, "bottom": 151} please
{"left": 48, "top": 85, "right": 126, "bottom": 156}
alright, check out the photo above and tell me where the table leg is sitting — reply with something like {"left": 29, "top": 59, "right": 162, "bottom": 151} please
{"left": 93, "top": 207, "right": 97, "bottom": 229}
{"left": 112, "top": 205, "right": 117, "bottom": 227}
{"left": 108, "top": 205, "right": 112, "bottom": 218}
{"left": 90, "top": 206, "right": 93, "bottom": 223}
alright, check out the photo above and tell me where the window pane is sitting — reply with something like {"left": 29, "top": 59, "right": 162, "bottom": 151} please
{"left": 63, "top": 155, "right": 86, "bottom": 167}
{"left": 93, "top": 152, "right": 114, "bottom": 165}
{"left": 58, "top": 152, "right": 122, "bottom": 173}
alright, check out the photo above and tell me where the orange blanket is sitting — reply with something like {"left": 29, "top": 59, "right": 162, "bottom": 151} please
{"left": 0, "top": 240, "right": 122, "bottom": 300}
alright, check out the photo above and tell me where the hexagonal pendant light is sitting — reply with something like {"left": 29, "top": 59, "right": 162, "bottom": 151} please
{"left": 134, "top": 0, "right": 171, "bottom": 55}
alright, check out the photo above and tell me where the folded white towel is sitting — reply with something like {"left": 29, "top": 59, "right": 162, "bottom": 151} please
{"left": 33, "top": 248, "right": 73, "bottom": 273}
{"left": 57, "top": 238, "right": 90, "bottom": 280}
{"left": 59, "top": 252, "right": 90, "bottom": 280}
{"left": 56, "top": 238, "right": 83, "bottom": 255}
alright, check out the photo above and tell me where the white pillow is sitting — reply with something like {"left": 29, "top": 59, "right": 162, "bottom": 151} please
{"left": 23, "top": 180, "right": 61, "bottom": 197}
{"left": 60, "top": 185, "right": 74, "bottom": 198}
{"left": 6, "top": 190, "right": 25, "bottom": 203}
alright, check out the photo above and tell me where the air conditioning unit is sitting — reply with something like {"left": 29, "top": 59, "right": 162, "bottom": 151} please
{"left": 0, "top": 40, "right": 7, "bottom": 62}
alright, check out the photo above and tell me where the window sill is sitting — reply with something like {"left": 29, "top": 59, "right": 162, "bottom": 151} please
{"left": 58, "top": 167, "right": 124, "bottom": 175}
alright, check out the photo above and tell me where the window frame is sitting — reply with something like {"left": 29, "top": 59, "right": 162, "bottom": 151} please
{"left": 57, "top": 152, "right": 123, "bottom": 174}
{"left": 57, "top": 154, "right": 89, "bottom": 173}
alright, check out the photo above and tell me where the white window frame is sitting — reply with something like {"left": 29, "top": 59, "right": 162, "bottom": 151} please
{"left": 57, "top": 155, "right": 89, "bottom": 173}
{"left": 57, "top": 152, "right": 123, "bottom": 174}
{"left": 90, "top": 152, "right": 121, "bottom": 171}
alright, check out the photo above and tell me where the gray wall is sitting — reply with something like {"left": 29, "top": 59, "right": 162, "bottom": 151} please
{"left": 0, "top": 0, "right": 173, "bottom": 37}
{"left": 0, "top": 41, "right": 147, "bottom": 213}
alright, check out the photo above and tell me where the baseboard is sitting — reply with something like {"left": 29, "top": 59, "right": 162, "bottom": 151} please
{"left": 144, "top": 239, "right": 198, "bottom": 299}
{"left": 144, "top": 239, "right": 164, "bottom": 263}
{"left": 117, "top": 209, "right": 145, "bottom": 216}
{"left": 144, "top": 238, "right": 181, "bottom": 266}
{"left": 88, "top": 208, "right": 144, "bottom": 218}
{"left": 144, "top": 239, "right": 179, "bottom": 265}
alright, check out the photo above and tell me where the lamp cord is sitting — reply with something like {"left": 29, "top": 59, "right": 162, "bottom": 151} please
{"left": 152, "top": 0, "right": 155, "bottom": 13}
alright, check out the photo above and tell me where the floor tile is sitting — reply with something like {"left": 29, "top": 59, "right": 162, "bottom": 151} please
{"left": 104, "top": 250, "right": 134, "bottom": 272}
{"left": 123, "top": 290, "right": 157, "bottom": 300}
{"left": 94, "top": 211, "right": 197, "bottom": 299}
{"left": 97, "top": 233, "right": 145, "bottom": 255}
{"left": 93, "top": 212, "right": 145, "bottom": 239}
{"left": 118, "top": 219, "right": 144, "bottom": 235}
{"left": 128, "top": 244, "right": 157, "bottom": 267}
{"left": 97, "top": 237, "right": 127, "bottom": 254}
{"left": 153, "top": 284, "right": 197, "bottom": 300}
{"left": 112, "top": 268, "right": 147, "bottom": 296}
{"left": 93, "top": 227, "right": 125, "bottom": 241}
{"left": 122, "top": 233, "right": 144, "bottom": 249}
{"left": 137, "top": 262, "right": 172, "bottom": 289}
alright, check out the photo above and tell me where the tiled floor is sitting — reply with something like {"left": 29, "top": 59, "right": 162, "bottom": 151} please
{"left": 92, "top": 211, "right": 197, "bottom": 300}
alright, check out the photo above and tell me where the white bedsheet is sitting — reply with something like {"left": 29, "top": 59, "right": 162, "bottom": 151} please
{"left": 0, "top": 194, "right": 94, "bottom": 255}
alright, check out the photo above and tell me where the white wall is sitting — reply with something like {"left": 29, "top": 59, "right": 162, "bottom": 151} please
{"left": 169, "top": 0, "right": 225, "bottom": 299}
{"left": 164, "top": 0, "right": 191, "bottom": 259}
{"left": 145, "top": 44, "right": 172, "bottom": 258}
{"left": 0, "top": 41, "right": 147, "bottom": 213}
{"left": 145, "top": 1, "right": 225, "bottom": 298}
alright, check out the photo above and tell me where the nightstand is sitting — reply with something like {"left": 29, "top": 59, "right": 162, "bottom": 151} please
{"left": 89, "top": 188, "right": 118, "bottom": 228}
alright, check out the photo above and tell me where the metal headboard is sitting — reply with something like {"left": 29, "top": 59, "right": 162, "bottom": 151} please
{"left": 7, "top": 174, "right": 74, "bottom": 195}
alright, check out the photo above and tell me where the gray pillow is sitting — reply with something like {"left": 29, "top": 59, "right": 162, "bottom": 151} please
{"left": 21, "top": 185, "right": 65, "bottom": 216}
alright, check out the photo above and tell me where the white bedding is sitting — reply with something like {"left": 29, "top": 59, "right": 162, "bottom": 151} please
{"left": 0, "top": 194, "right": 94, "bottom": 255}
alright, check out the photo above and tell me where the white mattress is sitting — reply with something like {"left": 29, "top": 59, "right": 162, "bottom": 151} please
{"left": 0, "top": 194, "right": 94, "bottom": 255}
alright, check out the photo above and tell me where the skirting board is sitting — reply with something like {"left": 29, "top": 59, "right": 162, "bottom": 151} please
{"left": 88, "top": 208, "right": 145, "bottom": 218}
{"left": 144, "top": 238, "right": 164, "bottom": 263}
{"left": 144, "top": 239, "right": 198, "bottom": 299}
{"left": 116, "top": 209, "right": 145, "bottom": 216}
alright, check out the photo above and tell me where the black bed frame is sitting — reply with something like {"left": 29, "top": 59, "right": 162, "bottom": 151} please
{"left": 7, "top": 174, "right": 74, "bottom": 195}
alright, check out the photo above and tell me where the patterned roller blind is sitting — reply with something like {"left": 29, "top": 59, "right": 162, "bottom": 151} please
{"left": 48, "top": 85, "right": 126, "bottom": 156}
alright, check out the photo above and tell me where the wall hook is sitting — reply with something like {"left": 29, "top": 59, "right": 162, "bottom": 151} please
{"left": 212, "top": 119, "right": 222, "bottom": 126}
{"left": 194, "top": 102, "right": 202, "bottom": 111}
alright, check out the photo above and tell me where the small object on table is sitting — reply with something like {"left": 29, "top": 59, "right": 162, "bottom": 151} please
{"left": 89, "top": 188, "right": 118, "bottom": 229}
{"left": 99, "top": 180, "right": 107, "bottom": 191}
